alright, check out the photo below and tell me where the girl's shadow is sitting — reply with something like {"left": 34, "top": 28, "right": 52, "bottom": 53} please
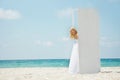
{"left": 101, "top": 71, "right": 120, "bottom": 73}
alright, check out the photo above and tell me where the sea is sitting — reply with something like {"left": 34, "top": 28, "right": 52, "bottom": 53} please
{"left": 0, "top": 58, "right": 120, "bottom": 68}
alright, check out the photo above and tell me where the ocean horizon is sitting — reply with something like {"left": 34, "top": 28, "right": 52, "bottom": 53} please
{"left": 0, "top": 58, "right": 120, "bottom": 68}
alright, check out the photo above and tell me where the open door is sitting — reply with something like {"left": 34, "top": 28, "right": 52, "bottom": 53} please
{"left": 78, "top": 9, "right": 100, "bottom": 73}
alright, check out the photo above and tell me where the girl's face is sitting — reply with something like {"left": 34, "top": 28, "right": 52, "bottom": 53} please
{"left": 71, "top": 29, "right": 77, "bottom": 35}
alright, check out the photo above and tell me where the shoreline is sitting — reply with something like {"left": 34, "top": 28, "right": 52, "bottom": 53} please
{"left": 0, "top": 66, "right": 120, "bottom": 68}
{"left": 0, "top": 67, "right": 120, "bottom": 80}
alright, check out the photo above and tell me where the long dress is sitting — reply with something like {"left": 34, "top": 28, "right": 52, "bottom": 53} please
{"left": 68, "top": 39, "right": 80, "bottom": 74}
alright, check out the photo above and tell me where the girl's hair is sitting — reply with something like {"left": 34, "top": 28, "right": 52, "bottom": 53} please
{"left": 70, "top": 28, "right": 78, "bottom": 39}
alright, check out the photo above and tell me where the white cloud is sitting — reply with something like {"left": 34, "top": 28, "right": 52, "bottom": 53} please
{"left": 100, "top": 36, "right": 120, "bottom": 47}
{"left": 0, "top": 8, "right": 21, "bottom": 19}
{"left": 0, "top": 42, "right": 9, "bottom": 48}
{"left": 35, "top": 40, "right": 53, "bottom": 47}
{"left": 43, "top": 41, "right": 53, "bottom": 47}
{"left": 62, "top": 37, "right": 70, "bottom": 42}
{"left": 35, "top": 40, "right": 41, "bottom": 45}
{"left": 57, "top": 8, "right": 78, "bottom": 18}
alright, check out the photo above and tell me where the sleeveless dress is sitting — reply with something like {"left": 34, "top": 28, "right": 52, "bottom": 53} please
{"left": 68, "top": 39, "right": 80, "bottom": 74}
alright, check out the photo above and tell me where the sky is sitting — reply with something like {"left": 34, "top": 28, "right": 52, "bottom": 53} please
{"left": 0, "top": 0, "right": 120, "bottom": 60}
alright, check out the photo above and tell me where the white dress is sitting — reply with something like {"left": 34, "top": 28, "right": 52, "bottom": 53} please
{"left": 68, "top": 39, "right": 80, "bottom": 74}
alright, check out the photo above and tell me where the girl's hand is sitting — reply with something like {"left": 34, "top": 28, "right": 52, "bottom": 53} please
{"left": 75, "top": 35, "right": 78, "bottom": 39}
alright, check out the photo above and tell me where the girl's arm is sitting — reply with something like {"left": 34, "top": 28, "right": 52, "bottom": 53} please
{"left": 75, "top": 34, "right": 79, "bottom": 39}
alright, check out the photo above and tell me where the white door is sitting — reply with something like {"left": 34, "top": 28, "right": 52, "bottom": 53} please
{"left": 78, "top": 9, "right": 100, "bottom": 73}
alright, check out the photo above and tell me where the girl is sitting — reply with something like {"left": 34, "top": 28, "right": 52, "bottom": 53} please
{"left": 68, "top": 27, "right": 80, "bottom": 74}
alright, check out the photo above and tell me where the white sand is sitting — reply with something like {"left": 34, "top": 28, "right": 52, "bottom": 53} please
{"left": 0, "top": 67, "right": 120, "bottom": 80}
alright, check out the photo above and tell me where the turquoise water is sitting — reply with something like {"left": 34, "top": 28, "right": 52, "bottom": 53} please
{"left": 0, "top": 59, "right": 120, "bottom": 68}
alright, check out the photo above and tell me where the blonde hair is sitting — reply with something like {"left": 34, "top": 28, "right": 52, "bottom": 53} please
{"left": 70, "top": 28, "right": 78, "bottom": 39}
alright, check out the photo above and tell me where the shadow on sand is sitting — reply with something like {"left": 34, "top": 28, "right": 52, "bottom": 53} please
{"left": 101, "top": 71, "right": 120, "bottom": 73}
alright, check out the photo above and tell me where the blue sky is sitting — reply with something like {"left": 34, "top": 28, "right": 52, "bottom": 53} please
{"left": 0, "top": 0, "right": 120, "bottom": 60}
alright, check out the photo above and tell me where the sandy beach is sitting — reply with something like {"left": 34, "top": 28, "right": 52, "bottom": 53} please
{"left": 0, "top": 67, "right": 120, "bottom": 80}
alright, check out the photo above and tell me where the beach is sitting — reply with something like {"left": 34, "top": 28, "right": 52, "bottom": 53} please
{"left": 0, "top": 67, "right": 120, "bottom": 80}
